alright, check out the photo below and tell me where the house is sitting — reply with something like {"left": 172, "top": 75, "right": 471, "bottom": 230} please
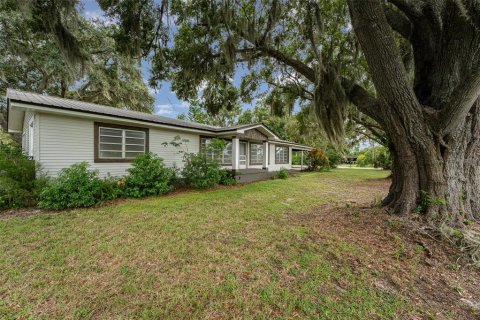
{"left": 6, "top": 89, "right": 311, "bottom": 180}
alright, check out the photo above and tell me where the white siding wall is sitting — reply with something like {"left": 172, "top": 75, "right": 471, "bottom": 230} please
{"left": 268, "top": 144, "right": 292, "bottom": 172}
{"left": 38, "top": 113, "right": 200, "bottom": 177}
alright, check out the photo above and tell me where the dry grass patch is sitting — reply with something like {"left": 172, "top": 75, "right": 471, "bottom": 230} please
{"left": 1, "top": 169, "right": 417, "bottom": 319}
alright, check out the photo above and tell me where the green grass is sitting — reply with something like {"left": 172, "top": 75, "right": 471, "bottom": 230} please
{"left": 0, "top": 169, "right": 408, "bottom": 319}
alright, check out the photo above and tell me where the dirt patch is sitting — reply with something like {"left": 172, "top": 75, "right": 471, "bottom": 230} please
{"left": 294, "top": 178, "right": 480, "bottom": 319}
{"left": 0, "top": 207, "right": 45, "bottom": 220}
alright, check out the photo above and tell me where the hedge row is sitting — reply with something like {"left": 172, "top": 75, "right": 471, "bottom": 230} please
{"left": 1, "top": 146, "right": 236, "bottom": 210}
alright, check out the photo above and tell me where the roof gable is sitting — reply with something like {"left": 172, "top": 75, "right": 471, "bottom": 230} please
{"left": 237, "top": 128, "right": 268, "bottom": 141}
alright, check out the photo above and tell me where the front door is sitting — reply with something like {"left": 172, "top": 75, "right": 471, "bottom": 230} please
{"left": 239, "top": 142, "right": 247, "bottom": 169}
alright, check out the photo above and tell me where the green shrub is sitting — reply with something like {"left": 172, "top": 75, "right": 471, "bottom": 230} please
{"left": 277, "top": 167, "right": 288, "bottom": 179}
{"left": 0, "top": 143, "right": 45, "bottom": 209}
{"left": 219, "top": 169, "right": 237, "bottom": 186}
{"left": 124, "top": 152, "right": 176, "bottom": 198}
{"left": 102, "top": 176, "right": 126, "bottom": 200}
{"left": 355, "top": 146, "right": 391, "bottom": 168}
{"left": 356, "top": 154, "right": 368, "bottom": 167}
{"left": 182, "top": 153, "right": 222, "bottom": 189}
{"left": 292, "top": 152, "right": 302, "bottom": 165}
{"left": 307, "top": 148, "right": 330, "bottom": 171}
{"left": 39, "top": 162, "right": 113, "bottom": 210}
{"left": 326, "top": 146, "right": 343, "bottom": 168}
{"left": 375, "top": 147, "right": 392, "bottom": 169}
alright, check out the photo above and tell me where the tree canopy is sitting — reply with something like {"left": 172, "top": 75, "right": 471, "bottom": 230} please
{"left": 0, "top": 0, "right": 154, "bottom": 113}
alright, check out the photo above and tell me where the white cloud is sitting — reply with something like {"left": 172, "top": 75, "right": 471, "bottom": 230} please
{"left": 178, "top": 101, "right": 189, "bottom": 108}
{"left": 155, "top": 102, "right": 189, "bottom": 115}
{"left": 148, "top": 87, "right": 157, "bottom": 95}
{"left": 156, "top": 105, "right": 174, "bottom": 115}
{"left": 84, "top": 10, "right": 102, "bottom": 20}
{"left": 83, "top": 10, "right": 116, "bottom": 26}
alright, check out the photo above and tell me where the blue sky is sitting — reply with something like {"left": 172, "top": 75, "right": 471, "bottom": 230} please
{"left": 82, "top": 0, "right": 188, "bottom": 118}
{"left": 81, "top": 0, "right": 260, "bottom": 119}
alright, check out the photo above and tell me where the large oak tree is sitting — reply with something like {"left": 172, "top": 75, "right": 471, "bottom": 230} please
{"left": 106, "top": 0, "right": 480, "bottom": 223}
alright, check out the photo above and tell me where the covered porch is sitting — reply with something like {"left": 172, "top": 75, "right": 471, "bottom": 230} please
{"left": 291, "top": 149, "right": 310, "bottom": 171}
{"left": 202, "top": 123, "right": 312, "bottom": 182}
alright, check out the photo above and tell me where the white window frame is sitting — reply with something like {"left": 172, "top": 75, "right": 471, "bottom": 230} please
{"left": 275, "top": 146, "right": 289, "bottom": 164}
{"left": 200, "top": 137, "right": 233, "bottom": 165}
{"left": 98, "top": 126, "right": 146, "bottom": 160}
{"left": 249, "top": 143, "right": 264, "bottom": 165}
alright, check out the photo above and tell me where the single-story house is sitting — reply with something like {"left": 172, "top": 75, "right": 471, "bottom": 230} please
{"left": 6, "top": 89, "right": 311, "bottom": 179}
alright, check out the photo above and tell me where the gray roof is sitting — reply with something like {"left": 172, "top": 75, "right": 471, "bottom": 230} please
{"left": 6, "top": 89, "right": 311, "bottom": 148}
{"left": 6, "top": 89, "right": 224, "bottom": 132}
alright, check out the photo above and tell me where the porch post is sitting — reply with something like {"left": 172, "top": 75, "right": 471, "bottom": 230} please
{"left": 301, "top": 151, "right": 304, "bottom": 171}
{"left": 232, "top": 137, "right": 239, "bottom": 171}
{"left": 263, "top": 141, "right": 269, "bottom": 170}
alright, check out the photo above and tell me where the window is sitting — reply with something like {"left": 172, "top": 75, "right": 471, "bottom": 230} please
{"left": 200, "top": 137, "right": 232, "bottom": 165}
{"left": 249, "top": 143, "right": 264, "bottom": 165}
{"left": 275, "top": 146, "right": 289, "bottom": 164}
{"left": 95, "top": 123, "right": 148, "bottom": 162}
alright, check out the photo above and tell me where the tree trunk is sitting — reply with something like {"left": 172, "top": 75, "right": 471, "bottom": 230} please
{"left": 348, "top": 0, "right": 480, "bottom": 222}
{"left": 60, "top": 80, "right": 67, "bottom": 98}
{"left": 382, "top": 99, "right": 480, "bottom": 222}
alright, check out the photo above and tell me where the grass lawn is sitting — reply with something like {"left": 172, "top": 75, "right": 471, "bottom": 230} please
{"left": 1, "top": 169, "right": 410, "bottom": 319}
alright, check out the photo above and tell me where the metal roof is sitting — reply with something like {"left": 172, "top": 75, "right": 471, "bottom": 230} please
{"left": 6, "top": 89, "right": 311, "bottom": 149}
{"left": 6, "top": 89, "right": 221, "bottom": 132}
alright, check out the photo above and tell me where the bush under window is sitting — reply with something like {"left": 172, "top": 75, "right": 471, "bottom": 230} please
{"left": 38, "top": 162, "right": 113, "bottom": 210}
{"left": 182, "top": 153, "right": 222, "bottom": 189}
{"left": 124, "top": 152, "right": 176, "bottom": 198}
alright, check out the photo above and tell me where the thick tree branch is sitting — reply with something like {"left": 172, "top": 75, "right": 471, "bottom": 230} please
{"left": 341, "top": 77, "right": 383, "bottom": 126}
{"left": 384, "top": 6, "right": 413, "bottom": 39}
{"left": 437, "top": 72, "right": 480, "bottom": 134}
{"left": 387, "top": 0, "right": 425, "bottom": 18}
{"left": 348, "top": 0, "right": 422, "bottom": 122}
{"left": 234, "top": 28, "right": 316, "bottom": 83}
{"left": 350, "top": 114, "right": 388, "bottom": 144}
{"left": 260, "top": 0, "right": 278, "bottom": 45}
{"left": 305, "top": 2, "right": 322, "bottom": 63}
{"left": 456, "top": 0, "right": 480, "bottom": 30}
{"left": 259, "top": 46, "right": 316, "bottom": 83}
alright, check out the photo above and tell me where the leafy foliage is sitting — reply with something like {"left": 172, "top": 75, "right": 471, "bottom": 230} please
{"left": 178, "top": 99, "right": 242, "bottom": 127}
{"left": 307, "top": 148, "right": 330, "bottom": 171}
{"left": 277, "top": 167, "right": 288, "bottom": 179}
{"left": 325, "top": 146, "right": 343, "bottom": 168}
{"left": 219, "top": 169, "right": 237, "bottom": 186}
{"left": 356, "top": 154, "right": 368, "bottom": 167}
{"left": 181, "top": 153, "right": 222, "bottom": 189}
{"left": 375, "top": 147, "right": 392, "bottom": 170}
{"left": 0, "top": 0, "right": 154, "bottom": 112}
{"left": 38, "top": 162, "right": 114, "bottom": 210}
{"left": 95, "top": 0, "right": 384, "bottom": 144}
{"left": 356, "top": 146, "right": 391, "bottom": 169}
{"left": 124, "top": 152, "right": 176, "bottom": 198}
{"left": 0, "top": 143, "right": 45, "bottom": 209}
